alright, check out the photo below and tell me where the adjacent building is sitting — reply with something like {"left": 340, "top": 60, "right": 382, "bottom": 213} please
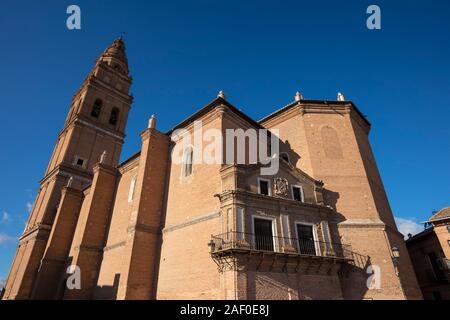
{"left": 406, "top": 207, "right": 450, "bottom": 300}
{"left": 2, "top": 38, "right": 422, "bottom": 300}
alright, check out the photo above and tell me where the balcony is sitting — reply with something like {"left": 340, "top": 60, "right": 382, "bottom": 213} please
{"left": 209, "top": 231, "right": 353, "bottom": 262}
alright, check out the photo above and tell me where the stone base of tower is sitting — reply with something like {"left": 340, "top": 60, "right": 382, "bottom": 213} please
{"left": 2, "top": 226, "right": 51, "bottom": 300}
{"left": 31, "top": 187, "right": 84, "bottom": 299}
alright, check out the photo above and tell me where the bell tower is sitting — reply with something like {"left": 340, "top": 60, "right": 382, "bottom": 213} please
{"left": 2, "top": 38, "right": 133, "bottom": 299}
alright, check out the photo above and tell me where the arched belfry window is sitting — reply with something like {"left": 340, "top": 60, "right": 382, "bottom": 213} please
{"left": 109, "top": 108, "right": 119, "bottom": 126}
{"left": 91, "top": 99, "right": 102, "bottom": 118}
{"left": 183, "top": 146, "right": 193, "bottom": 178}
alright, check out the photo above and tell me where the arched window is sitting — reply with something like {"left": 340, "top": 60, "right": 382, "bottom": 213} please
{"left": 91, "top": 99, "right": 102, "bottom": 118}
{"left": 183, "top": 146, "right": 193, "bottom": 178}
{"left": 280, "top": 152, "right": 290, "bottom": 164}
{"left": 128, "top": 175, "right": 137, "bottom": 203}
{"left": 109, "top": 108, "right": 119, "bottom": 126}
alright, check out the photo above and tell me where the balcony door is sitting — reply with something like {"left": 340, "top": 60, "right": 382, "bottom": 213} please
{"left": 254, "top": 218, "right": 274, "bottom": 252}
{"left": 296, "top": 223, "right": 317, "bottom": 255}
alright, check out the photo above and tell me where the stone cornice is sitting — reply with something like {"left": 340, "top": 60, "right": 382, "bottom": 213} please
{"left": 19, "top": 223, "right": 52, "bottom": 242}
{"left": 93, "top": 163, "right": 118, "bottom": 176}
{"left": 336, "top": 218, "right": 385, "bottom": 228}
{"left": 89, "top": 78, "right": 133, "bottom": 105}
{"left": 40, "top": 164, "right": 93, "bottom": 186}
{"left": 217, "top": 189, "right": 333, "bottom": 214}
{"left": 140, "top": 127, "right": 169, "bottom": 142}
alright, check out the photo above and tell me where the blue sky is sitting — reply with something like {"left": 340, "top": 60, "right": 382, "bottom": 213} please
{"left": 0, "top": 0, "right": 449, "bottom": 284}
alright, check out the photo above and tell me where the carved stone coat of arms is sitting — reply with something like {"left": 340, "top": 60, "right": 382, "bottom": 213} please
{"left": 273, "top": 177, "right": 289, "bottom": 198}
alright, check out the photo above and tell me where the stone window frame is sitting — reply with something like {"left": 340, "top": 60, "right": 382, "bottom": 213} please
{"left": 257, "top": 177, "right": 272, "bottom": 196}
{"left": 291, "top": 184, "right": 304, "bottom": 202}
{"left": 182, "top": 145, "right": 194, "bottom": 179}
{"left": 294, "top": 221, "right": 321, "bottom": 256}
{"left": 73, "top": 155, "right": 88, "bottom": 169}
{"left": 251, "top": 214, "right": 279, "bottom": 252}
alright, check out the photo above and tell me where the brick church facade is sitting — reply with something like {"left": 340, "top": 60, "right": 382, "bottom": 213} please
{"left": 2, "top": 38, "right": 422, "bottom": 300}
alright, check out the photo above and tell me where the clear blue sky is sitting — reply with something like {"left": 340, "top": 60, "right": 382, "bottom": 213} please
{"left": 0, "top": 0, "right": 449, "bottom": 283}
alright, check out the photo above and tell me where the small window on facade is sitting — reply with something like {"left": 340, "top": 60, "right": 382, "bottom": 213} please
{"left": 448, "top": 240, "right": 450, "bottom": 247}
{"left": 292, "top": 186, "right": 304, "bottom": 202}
{"left": 73, "top": 156, "right": 86, "bottom": 168}
{"left": 128, "top": 175, "right": 137, "bottom": 203}
{"left": 109, "top": 108, "right": 119, "bottom": 126}
{"left": 254, "top": 218, "right": 275, "bottom": 251}
{"left": 447, "top": 226, "right": 450, "bottom": 233}
{"left": 91, "top": 99, "right": 102, "bottom": 118}
{"left": 280, "top": 152, "right": 290, "bottom": 163}
{"left": 258, "top": 179, "right": 270, "bottom": 196}
{"left": 183, "top": 146, "right": 193, "bottom": 178}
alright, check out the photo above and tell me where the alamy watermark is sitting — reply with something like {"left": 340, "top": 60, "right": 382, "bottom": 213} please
{"left": 66, "top": 5, "right": 81, "bottom": 30}
{"left": 171, "top": 120, "right": 280, "bottom": 175}
{"left": 66, "top": 5, "right": 381, "bottom": 31}
{"left": 66, "top": 265, "right": 81, "bottom": 290}
{"left": 367, "top": 5, "right": 381, "bottom": 30}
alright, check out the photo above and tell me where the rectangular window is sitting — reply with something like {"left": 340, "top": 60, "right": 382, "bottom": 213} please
{"left": 296, "top": 223, "right": 317, "bottom": 256}
{"left": 258, "top": 178, "right": 270, "bottom": 196}
{"left": 447, "top": 226, "right": 450, "bottom": 233}
{"left": 254, "top": 218, "right": 274, "bottom": 251}
{"left": 73, "top": 156, "right": 87, "bottom": 168}
{"left": 183, "top": 147, "right": 193, "bottom": 178}
{"left": 292, "top": 185, "right": 304, "bottom": 202}
{"left": 128, "top": 175, "right": 137, "bottom": 203}
{"left": 236, "top": 207, "right": 244, "bottom": 240}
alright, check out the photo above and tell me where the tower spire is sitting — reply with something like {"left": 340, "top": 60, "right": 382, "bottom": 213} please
{"left": 98, "top": 37, "right": 129, "bottom": 75}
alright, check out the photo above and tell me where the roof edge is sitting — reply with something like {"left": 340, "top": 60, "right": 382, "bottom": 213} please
{"left": 165, "top": 97, "right": 264, "bottom": 135}
{"left": 259, "top": 99, "right": 371, "bottom": 127}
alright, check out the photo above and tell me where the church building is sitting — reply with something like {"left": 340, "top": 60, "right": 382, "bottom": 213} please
{"left": 2, "top": 38, "right": 422, "bottom": 300}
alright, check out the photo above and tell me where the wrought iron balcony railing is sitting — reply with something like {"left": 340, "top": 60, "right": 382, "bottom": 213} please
{"left": 210, "top": 231, "right": 353, "bottom": 261}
